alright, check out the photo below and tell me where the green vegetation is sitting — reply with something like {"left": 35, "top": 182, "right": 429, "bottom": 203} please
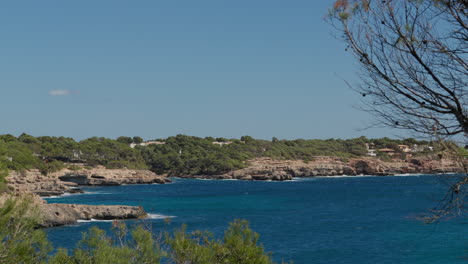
{"left": 0, "top": 133, "right": 434, "bottom": 176}
{"left": 0, "top": 197, "right": 285, "bottom": 264}
{"left": 458, "top": 147, "right": 468, "bottom": 159}
{"left": 0, "top": 134, "right": 148, "bottom": 175}
{"left": 135, "top": 135, "right": 432, "bottom": 176}
{"left": 0, "top": 162, "right": 8, "bottom": 193}
{"left": 0, "top": 197, "right": 51, "bottom": 263}
{"left": 165, "top": 219, "right": 278, "bottom": 264}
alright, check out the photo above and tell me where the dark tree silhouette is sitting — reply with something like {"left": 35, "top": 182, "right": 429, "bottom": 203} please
{"left": 329, "top": 0, "right": 467, "bottom": 138}
{"left": 329, "top": 0, "right": 467, "bottom": 222}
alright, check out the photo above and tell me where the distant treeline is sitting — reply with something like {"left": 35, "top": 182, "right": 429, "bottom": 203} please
{"left": 0, "top": 134, "right": 434, "bottom": 176}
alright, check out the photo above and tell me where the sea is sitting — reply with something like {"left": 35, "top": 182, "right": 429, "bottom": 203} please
{"left": 45, "top": 175, "right": 468, "bottom": 264}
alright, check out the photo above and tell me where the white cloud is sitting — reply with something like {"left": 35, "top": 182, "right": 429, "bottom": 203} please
{"left": 48, "top": 89, "right": 71, "bottom": 96}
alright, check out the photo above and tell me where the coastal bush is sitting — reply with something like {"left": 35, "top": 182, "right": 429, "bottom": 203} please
{"left": 0, "top": 133, "right": 435, "bottom": 177}
{"left": 47, "top": 219, "right": 283, "bottom": 264}
{"left": 0, "top": 194, "right": 284, "bottom": 263}
{"left": 458, "top": 147, "right": 468, "bottom": 159}
{"left": 0, "top": 197, "right": 52, "bottom": 264}
{"left": 166, "top": 219, "right": 280, "bottom": 264}
{"left": 38, "top": 160, "right": 65, "bottom": 175}
{"left": 0, "top": 162, "right": 8, "bottom": 193}
{"left": 49, "top": 225, "right": 162, "bottom": 264}
{"left": 0, "top": 141, "right": 41, "bottom": 171}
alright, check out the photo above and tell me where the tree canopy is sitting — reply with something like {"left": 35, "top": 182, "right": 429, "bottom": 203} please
{"left": 329, "top": 0, "right": 467, "bottom": 138}
{"left": 0, "top": 133, "right": 434, "bottom": 176}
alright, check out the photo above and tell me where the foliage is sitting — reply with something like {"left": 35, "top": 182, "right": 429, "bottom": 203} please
{"left": 49, "top": 225, "right": 161, "bottom": 264}
{"left": 0, "top": 197, "right": 52, "bottom": 264}
{"left": 328, "top": 0, "right": 467, "bottom": 137}
{"left": 78, "top": 137, "right": 147, "bottom": 169}
{"left": 329, "top": 0, "right": 468, "bottom": 223}
{"left": 0, "top": 198, "right": 285, "bottom": 263}
{"left": 47, "top": 219, "right": 284, "bottom": 264}
{"left": 0, "top": 162, "right": 8, "bottom": 193}
{"left": 39, "top": 160, "right": 65, "bottom": 175}
{"left": 457, "top": 147, "right": 468, "bottom": 159}
{"left": 0, "top": 134, "right": 148, "bottom": 175}
{"left": 166, "top": 219, "right": 281, "bottom": 264}
{"left": 0, "top": 133, "right": 435, "bottom": 176}
{"left": 140, "top": 135, "right": 249, "bottom": 176}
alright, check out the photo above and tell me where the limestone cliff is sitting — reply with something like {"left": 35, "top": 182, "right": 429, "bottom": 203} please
{"left": 40, "top": 203, "right": 147, "bottom": 227}
{"left": 181, "top": 156, "right": 466, "bottom": 181}
{"left": 7, "top": 167, "right": 170, "bottom": 197}
{"left": 5, "top": 167, "right": 169, "bottom": 227}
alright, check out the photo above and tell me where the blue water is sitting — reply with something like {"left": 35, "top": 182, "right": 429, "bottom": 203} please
{"left": 45, "top": 175, "right": 468, "bottom": 264}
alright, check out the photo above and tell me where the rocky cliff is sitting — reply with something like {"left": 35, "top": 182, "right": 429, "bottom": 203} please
{"left": 5, "top": 167, "right": 169, "bottom": 227}
{"left": 40, "top": 203, "right": 147, "bottom": 227}
{"left": 7, "top": 167, "right": 170, "bottom": 197}
{"left": 0, "top": 193, "right": 148, "bottom": 227}
{"left": 182, "top": 156, "right": 466, "bottom": 181}
{"left": 5, "top": 156, "right": 465, "bottom": 227}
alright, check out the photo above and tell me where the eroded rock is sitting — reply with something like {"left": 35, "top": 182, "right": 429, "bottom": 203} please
{"left": 40, "top": 203, "right": 147, "bottom": 227}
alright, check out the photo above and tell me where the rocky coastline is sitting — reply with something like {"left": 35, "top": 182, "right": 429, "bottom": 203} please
{"left": 177, "top": 156, "right": 466, "bottom": 181}
{"left": 5, "top": 167, "right": 170, "bottom": 227}
{"left": 5, "top": 156, "right": 465, "bottom": 227}
{"left": 7, "top": 166, "right": 171, "bottom": 197}
{"left": 40, "top": 203, "right": 147, "bottom": 227}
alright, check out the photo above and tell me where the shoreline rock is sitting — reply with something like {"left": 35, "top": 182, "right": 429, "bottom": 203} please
{"left": 5, "top": 167, "right": 168, "bottom": 227}
{"left": 4, "top": 157, "right": 465, "bottom": 227}
{"left": 7, "top": 167, "right": 170, "bottom": 197}
{"left": 40, "top": 203, "right": 147, "bottom": 227}
{"left": 182, "top": 156, "right": 466, "bottom": 181}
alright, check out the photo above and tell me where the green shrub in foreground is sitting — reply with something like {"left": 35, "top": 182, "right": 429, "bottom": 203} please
{"left": 0, "top": 197, "right": 290, "bottom": 264}
{"left": 49, "top": 219, "right": 287, "bottom": 264}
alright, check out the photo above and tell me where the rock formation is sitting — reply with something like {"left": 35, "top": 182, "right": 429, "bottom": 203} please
{"left": 54, "top": 166, "right": 170, "bottom": 186}
{"left": 4, "top": 156, "right": 465, "bottom": 227}
{"left": 40, "top": 203, "right": 147, "bottom": 227}
{"left": 182, "top": 156, "right": 466, "bottom": 181}
{"left": 7, "top": 167, "right": 170, "bottom": 197}
{"left": 5, "top": 167, "right": 169, "bottom": 227}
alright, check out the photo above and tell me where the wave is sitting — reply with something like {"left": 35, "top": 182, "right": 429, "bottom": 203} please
{"left": 77, "top": 219, "right": 114, "bottom": 223}
{"left": 45, "top": 191, "right": 115, "bottom": 199}
{"left": 315, "top": 173, "right": 437, "bottom": 178}
{"left": 290, "top": 177, "right": 314, "bottom": 182}
{"left": 45, "top": 192, "right": 84, "bottom": 199}
{"left": 315, "top": 175, "right": 373, "bottom": 178}
{"left": 147, "top": 213, "right": 176, "bottom": 220}
{"left": 393, "top": 173, "right": 429, "bottom": 177}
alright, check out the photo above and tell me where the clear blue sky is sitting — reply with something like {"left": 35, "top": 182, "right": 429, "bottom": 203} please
{"left": 0, "top": 0, "right": 404, "bottom": 141}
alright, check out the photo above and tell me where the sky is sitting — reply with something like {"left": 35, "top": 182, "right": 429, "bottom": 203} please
{"left": 0, "top": 0, "right": 407, "bottom": 141}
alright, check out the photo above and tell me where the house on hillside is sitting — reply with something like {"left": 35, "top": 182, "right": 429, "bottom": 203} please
{"left": 365, "top": 143, "right": 377, "bottom": 157}
{"left": 130, "top": 141, "right": 166, "bottom": 148}
{"left": 378, "top": 148, "right": 396, "bottom": 156}
{"left": 212, "top": 141, "right": 233, "bottom": 146}
{"left": 397, "top": 145, "right": 411, "bottom": 153}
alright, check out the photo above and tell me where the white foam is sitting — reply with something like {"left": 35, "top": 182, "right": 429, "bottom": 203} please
{"left": 393, "top": 173, "right": 427, "bottom": 177}
{"left": 44, "top": 192, "right": 83, "bottom": 199}
{"left": 147, "top": 213, "right": 176, "bottom": 220}
{"left": 77, "top": 219, "right": 114, "bottom": 223}
{"left": 314, "top": 175, "right": 371, "bottom": 178}
{"left": 44, "top": 191, "right": 115, "bottom": 199}
{"left": 290, "top": 178, "right": 312, "bottom": 182}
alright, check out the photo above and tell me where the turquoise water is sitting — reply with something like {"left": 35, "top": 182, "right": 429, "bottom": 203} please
{"left": 45, "top": 175, "right": 468, "bottom": 263}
